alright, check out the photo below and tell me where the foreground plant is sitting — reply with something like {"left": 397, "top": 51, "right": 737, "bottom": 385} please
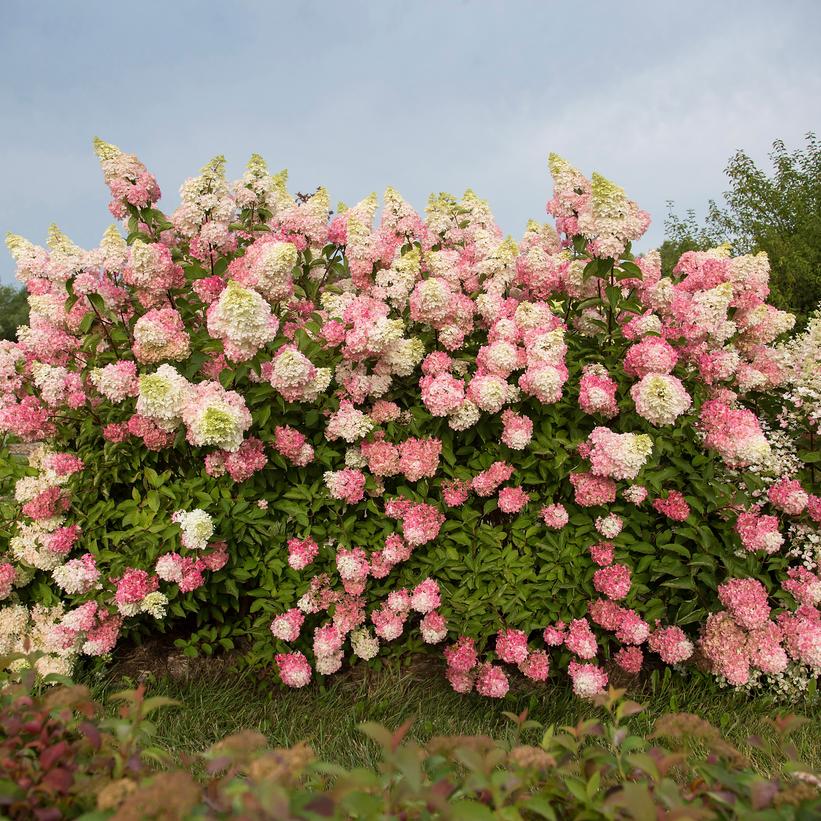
{"left": 0, "top": 663, "right": 819, "bottom": 819}
{"left": 0, "top": 140, "right": 819, "bottom": 699}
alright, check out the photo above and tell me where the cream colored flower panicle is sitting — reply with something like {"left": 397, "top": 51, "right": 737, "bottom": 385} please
{"left": 6, "top": 233, "right": 38, "bottom": 264}
{"left": 233, "top": 153, "right": 275, "bottom": 208}
{"left": 93, "top": 136, "right": 123, "bottom": 162}
{"left": 548, "top": 153, "right": 589, "bottom": 203}
{"left": 173, "top": 509, "right": 214, "bottom": 551}
{"left": 348, "top": 192, "right": 379, "bottom": 226}
{"left": 173, "top": 154, "right": 235, "bottom": 235}
{"left": 253, "top": 241, "right": 299, "bottom": 301}
{"left": 206, "top": 280, "right": 279, "bottom": 360}
{"left": 182, "top": 381, "right": 252, "bottom": 452}
{"left": 269, "top": 168, "right": 292, "bottom": 215}
{"left": 136, "top": 364, "right": 192, "bottom": 430}
{"left": 98, "top": 224, "right": 128, "bottom": 269}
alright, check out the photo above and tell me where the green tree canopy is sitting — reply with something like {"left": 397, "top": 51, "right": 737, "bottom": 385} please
{"left": 0, "top": 284, "right": 28, "bottom": 341}
{"left": 663, "top": 133, "right": 820, "bottom": 322}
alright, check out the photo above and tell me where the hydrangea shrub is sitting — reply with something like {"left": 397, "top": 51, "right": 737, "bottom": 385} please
{"left": 1, "top": 140, "right": 819, "bottom": 698}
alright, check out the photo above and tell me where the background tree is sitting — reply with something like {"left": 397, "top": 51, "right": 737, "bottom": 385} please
{"left": 663, "top": 133, "right": 820, "bottom": 322}
{"left": 0, "top": 284, "right": 28, "bottom": 341}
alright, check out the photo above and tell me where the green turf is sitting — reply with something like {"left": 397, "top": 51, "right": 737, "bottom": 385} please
{"left": 83, "top": 658, "right": 821, "bottom": 776}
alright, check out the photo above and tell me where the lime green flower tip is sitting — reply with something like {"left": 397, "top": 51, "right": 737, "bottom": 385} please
{"left": 547, "top": 152, "right": 579, "bottom": 177}
{"left": 246, "top": 153, "right": 268, "bottom": 175}
{"left": 591, "top": 172, "right": 625, "bottom": 201}
{"left": 139, "top": 373, "right": 171, "bottom": 402}
{"left": 47, "top": 224, "right": 81, "bottom": 256}
{"left": 200, "top": 407, "right": 236, "bottom": 441}
{"left": 93, "top": 137, "right": 121, "bottom": 161}
{"left": 100, "top": 225, "right": 126, "bottom": 249}
{"left": 5, "top": 232, "right": 32, "bottom": 260}
{"left": 201, "top": 155, "right": 227, "bottom": 177}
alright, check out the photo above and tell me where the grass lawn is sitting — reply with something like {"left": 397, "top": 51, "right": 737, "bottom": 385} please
{"left": 82, "top": 653, "right": 821, "bottom": 776}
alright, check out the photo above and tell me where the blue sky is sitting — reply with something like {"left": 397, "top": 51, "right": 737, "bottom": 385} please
{"left": 1, "top": 0, "right": 819, "bottom": 284}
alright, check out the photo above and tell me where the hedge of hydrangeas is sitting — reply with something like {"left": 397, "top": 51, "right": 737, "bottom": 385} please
{"left": 0, "top": 140, "right": 819, "bottom": 699}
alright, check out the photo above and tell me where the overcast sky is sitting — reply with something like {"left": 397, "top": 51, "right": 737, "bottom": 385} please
{"left": 1, "top": 0, "right": 819, "bottom": 284}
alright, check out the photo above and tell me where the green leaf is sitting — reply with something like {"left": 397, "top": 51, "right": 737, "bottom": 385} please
{"left": 78, "top": 312, "right": 95, "bottom": 334}
{"left": 449, "top": 801, "right": 496, "bottom": 820}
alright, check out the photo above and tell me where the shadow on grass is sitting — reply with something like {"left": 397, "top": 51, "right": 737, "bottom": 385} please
{"left": 82, "top": 654, "right": 821, "bottom": 775}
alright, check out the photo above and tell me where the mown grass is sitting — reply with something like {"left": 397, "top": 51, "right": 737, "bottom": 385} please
{"left": 83, "top": 657, "right": 821, "bottom": 776}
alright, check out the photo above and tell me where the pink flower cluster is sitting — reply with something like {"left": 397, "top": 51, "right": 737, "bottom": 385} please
{"left": 500, "top": 409, "right": 533, "bottom": 450}
{"left": 471, "top": 461, "right": 515, "bottom": 497}
{"left": 443, "top": 629, "right": 550, "bottom": 697}
{"left": 623, "top": 337, "right": 678, "bottom": 378}
{"left": 273, "top": 426, "right": 315, "bottom": 467}
{"left": 540, "top": 503, "right": 569, "bottom": 530}
{"left": 385, "top": 498, "right": 446, "bottom": 546}
{"left": 652, "top": 490, "right": 691, "bottom": 522}
{"left": 569, "top": 472, "right": 616, "bottom": 507}
{"left": 735, "top": 507, "right": 783, "bottom": 554}
{"left": 768, "top": 477, "right": 809, "bottom": 516}
{"left": 578, "top": 365, "right": 618, "bottom": 418}
{"left": 699, "top": 396, "right": 770, "bottom": 469}
{"left": 593, "top": 564, "right": 631, "bottom": 600}
{"left": 700, "top": 576, "right": 821, "bottom": 685}
{"left": 323, "top": 469, "right": 366, "bottom": 504}
{"left": 287, "top": 537, "right": 320, "bottom": 571}
{"left": 94, "top": 138, "right": 161, "bottom": 219}
{"left": 206, "top": 437, "right": 268, "bottom": 482}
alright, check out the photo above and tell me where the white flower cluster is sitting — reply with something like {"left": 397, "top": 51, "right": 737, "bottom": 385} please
{"left": 137, "top": 364, "right": 191, "bottom": 431}
{"left": 351, "top": 627, "right": 380, "bottom": 660}
{"left": 374, "top": 248, "right": 421, "bottom": 309}
{"left": 0, "top": 603, "right": 74, "bottom": 678}
{"left": 14, "top": 473, "right": 53, "bottom": 504}
{"left": 692, "top": 282, "right": 736, "bottom": 344}
{"left": 118, "top": 591, "right": 169, "bottom": 619}
{"left": 173, "top": 508, "right": 214, "bottom": 551}
{"left": 126, "top": 240, "right": 165, "bottom": 289}
{"left": 173, "top": 156, "right": 236, "bottom": 237}
{"left": 207, "top": 281, "right": 279, "bottom": 361}
{"left": 735, "top": 662, "right": 819, "bottom": 703}
{"left": 252, "top": 241, "right": 298, "bottom": 301}
{"left": 31, "top": 363, "right": 71, "bottom": 407}
{"left": 777, "top": 305, "right": 821, "bottom": 430}
{"left": 325, "top": 404, "right": 373, "bottom": 443}
{"left": 10, "top": 523, "right": 63, "bottom": 571}
{"left": 448, "top": 399, "right": 480, "bottom": 431}
{"left": 786, "top": 522, "right": 821, "bottom": 571}
{"left": 90, "top": 362, "right": 138, "bottom": 403}
{"left": 476, "top": 236, "right": 518, "bottom": 295}
{"left": 379, "top": 337, "right": 425, "bottom": 378}
{"left": 52, "top": 556, "right": 100, "bottom": 595}
{"left": 631, "top": 373, "right": 692, "bottom": 426}
{"left": 411, "top": 278, "right": 452, "bottom": 323}
{"left": 231, "top": 154, "right": 288, "bottom": 214}
{"left": 181, "top": 382, "right": 252, "bottom": 452}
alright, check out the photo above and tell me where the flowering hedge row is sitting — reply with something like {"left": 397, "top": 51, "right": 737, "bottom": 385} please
{"left": 0, "top": 140, "right": 819, "bottom": 699}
